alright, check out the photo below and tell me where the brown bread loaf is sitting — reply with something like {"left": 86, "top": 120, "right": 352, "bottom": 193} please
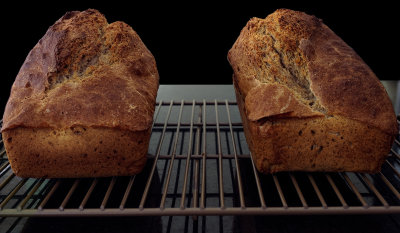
{"left": 228, "top": 9, "right": 398, "bottom": 173}
{"left": 1, "top": 9, "right": 159, "bottom": 177}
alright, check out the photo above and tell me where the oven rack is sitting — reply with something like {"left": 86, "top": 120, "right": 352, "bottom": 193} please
{"left": 0, "top": 100, "right": 400, "bottom": 217}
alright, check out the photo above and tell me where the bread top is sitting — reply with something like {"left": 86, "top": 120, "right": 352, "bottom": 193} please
{"left": 228, "top": 9, "right": 397, "bottom": 136}
{"left": 2, "top": 9, "right": 159, "bottom": 132}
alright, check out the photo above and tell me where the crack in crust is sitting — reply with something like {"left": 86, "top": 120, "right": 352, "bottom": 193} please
{"left": 228, "top": 9, "right": 397, "bottom": 136}
{"left": 46, "top": 14, "right": 110, "bottom": 91}
{"left": 243, "top": 18, "right": 326, "bottom": 115}
{"left": 2, "top": 9, "right": 159, "bottom": 132}
{"left": 264, "top": 31, "right": 325, "bottom": 113}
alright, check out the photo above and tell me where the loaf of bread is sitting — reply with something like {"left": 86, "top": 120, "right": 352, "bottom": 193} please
{"left": 228, "top": 9, "right": 398, "bottom": 173}
{"left": 1, "top": 9, "right": 159, "bottom": 178}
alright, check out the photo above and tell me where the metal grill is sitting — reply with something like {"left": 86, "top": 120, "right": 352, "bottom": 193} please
{"left": 1, "top": 100, "right": 400, "bottom": 218}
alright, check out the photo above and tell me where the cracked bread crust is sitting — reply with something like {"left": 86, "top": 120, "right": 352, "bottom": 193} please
{"left": 2, "top": 9, "right": 159, "bottom": 132}
{"left": 228, "top": 9, "right": 396, "bottom": 135}
{"left": 228, "top": 9, "right": 398, "bottom": 173}
{"left": 1, "top": 9, "right": 159, "bottom": 177}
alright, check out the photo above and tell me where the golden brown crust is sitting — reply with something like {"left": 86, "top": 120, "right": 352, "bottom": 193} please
{"left": 245, "top": 83, "right": 323, "bottom": 121}
{"left": 228, "top": 8, "right": 397, "bottom": 136}
{"left": 2, "top": 9, "right": 159, "bottom": 132}
{"left": 2, "top": 127, "right": 149, "bottom": 178}
{"left": 235, "top": 79, "right": 392, "bottom": 173}
{"left": 229, "top": 9, "right": 398, "bottom": 173}
{"left": 1, "top": 9, "right": 159, "bottom": 178}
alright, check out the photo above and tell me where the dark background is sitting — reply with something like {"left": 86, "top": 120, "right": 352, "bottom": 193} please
{"left": 0, "top": 2, "right": 398, "bottom": 113}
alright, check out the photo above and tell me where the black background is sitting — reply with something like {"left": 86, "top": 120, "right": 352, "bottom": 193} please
{"left": 1, "top": 2, "right": 399, "bottom": 113}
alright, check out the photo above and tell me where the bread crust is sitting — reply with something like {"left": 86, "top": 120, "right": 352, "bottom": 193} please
{"left": 3, "top": 127, "right": 149, "bottom": 178}
{"left": 228, "top": 9, "right": 397, "bottom": 136}
{"left": 228, "top": 9, "right": 398, "bottom": 173}
{"left": 2, "top": 9, "right": 159, "bottom": 132}
{"left": 235, "top": 79, "right": 391, "bottom": 173}
{"left": 1, "top": 9, "right": 159, "bottom": 177}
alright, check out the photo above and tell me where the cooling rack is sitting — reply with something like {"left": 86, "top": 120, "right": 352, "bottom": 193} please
{"left": 0, "top": 100, "right": 400, "bottom": 217}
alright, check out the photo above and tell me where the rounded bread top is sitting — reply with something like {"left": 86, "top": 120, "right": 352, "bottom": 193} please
{"left": 2, "top": 9, "right": 159, "bottom": 132}
{"left": 228, "top": 9, "right": 397, "bottom": 135}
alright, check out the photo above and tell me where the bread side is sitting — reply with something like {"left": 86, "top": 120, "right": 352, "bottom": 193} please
{"left": 228, "top": 9, "right": 398, "bottom": 173}
{"left": 1, "top": 9, "right": 159, "bottom": 177}
{"left": 235, "top": 79, "right": 391, "bottom": 173}
{"left": 3, "top": 127, "right": 149, "bottom": 178}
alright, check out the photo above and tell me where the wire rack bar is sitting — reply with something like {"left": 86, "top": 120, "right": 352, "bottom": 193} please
{"left": 157, "top": 101, "right": 237, "bottom": 106}
{"left": 0, "top": 178, "right": 27, "bottom": 210}
{"left": 120, "top": 176, "right": 135, "bottom": 210}
{"left": 359, "top": 174, "right": 389, "bottom": 207}
{"left": 307, "top": 174, "right": 328, "bottom": 208}
{"left": 200, "top": 99, "right": 207, "bottom": 209}
{"left": 385, "top": 160, "right": 400, "bottom": 178}
{"left": 139, "top": 101, "right": 173, "bottom": 209}
{"left": 395, "top": 139, "right": 400, "bottom": 147}
{"left": 59, "top": 179, "right": 80, "bottom": 211}
{"left": 341, "top": 173, "right": 368, "bottom": 207}
{"left": 100, "top": 177, "right": 116, "bottom": 210}
{"left": 0, "top": 173, "right": 15, "bottom": 190}
{"left": 38, "top": 180, "right": 60, "bottom": 211}
{"left": 0, "top": 162, "right": 9, "bottom": 174}
{"left": 290, "top": 174, "right": 308, "bottom": 209}
{"left": 192, "top": 103, "right": 202, "bottom": 211}
{"left": 214, "top": 99, "right": 225, "bottom": 209}
{"left": 79, "top": 178, "right": 98, "bottom": 210}
{"left": 153, "top": 122, "right": 243, "bottom": 127}
{"left": 160, "top": 100, "right": 185, "bottom": 209}
{"left": 225, "top": 100, "right": 245, "bottom": 209}
{"left": 379, "top": 172, "right": 400, "bottom": 199}
{"left": 180, "top": 100, "right": 196, "bottom": 209}
{"left": 272, "top": 175, "right": 288, "bottom": 208}
{"left": 325, "top": 174, "right": 348, "bottom": 208}
{"left": 3, "top": 206, "right": 400, "bottom": 217}
{"left": 249, "top": 154, "right": 267, "bottom": 208}
{"left": 17, "top": 178, "right": 44, "bottom": 211}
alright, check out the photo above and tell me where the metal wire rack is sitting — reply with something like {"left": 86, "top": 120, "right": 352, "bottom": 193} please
{"left": 0, "top": 100, "right": 400, "bottom": 218}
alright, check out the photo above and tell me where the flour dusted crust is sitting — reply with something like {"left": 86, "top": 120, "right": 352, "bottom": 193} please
{"left": 1, "top": 9, "right": 159, "bottom": 177}
{"left": 228, "top": 9, "right": 397, "bottom": 173}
